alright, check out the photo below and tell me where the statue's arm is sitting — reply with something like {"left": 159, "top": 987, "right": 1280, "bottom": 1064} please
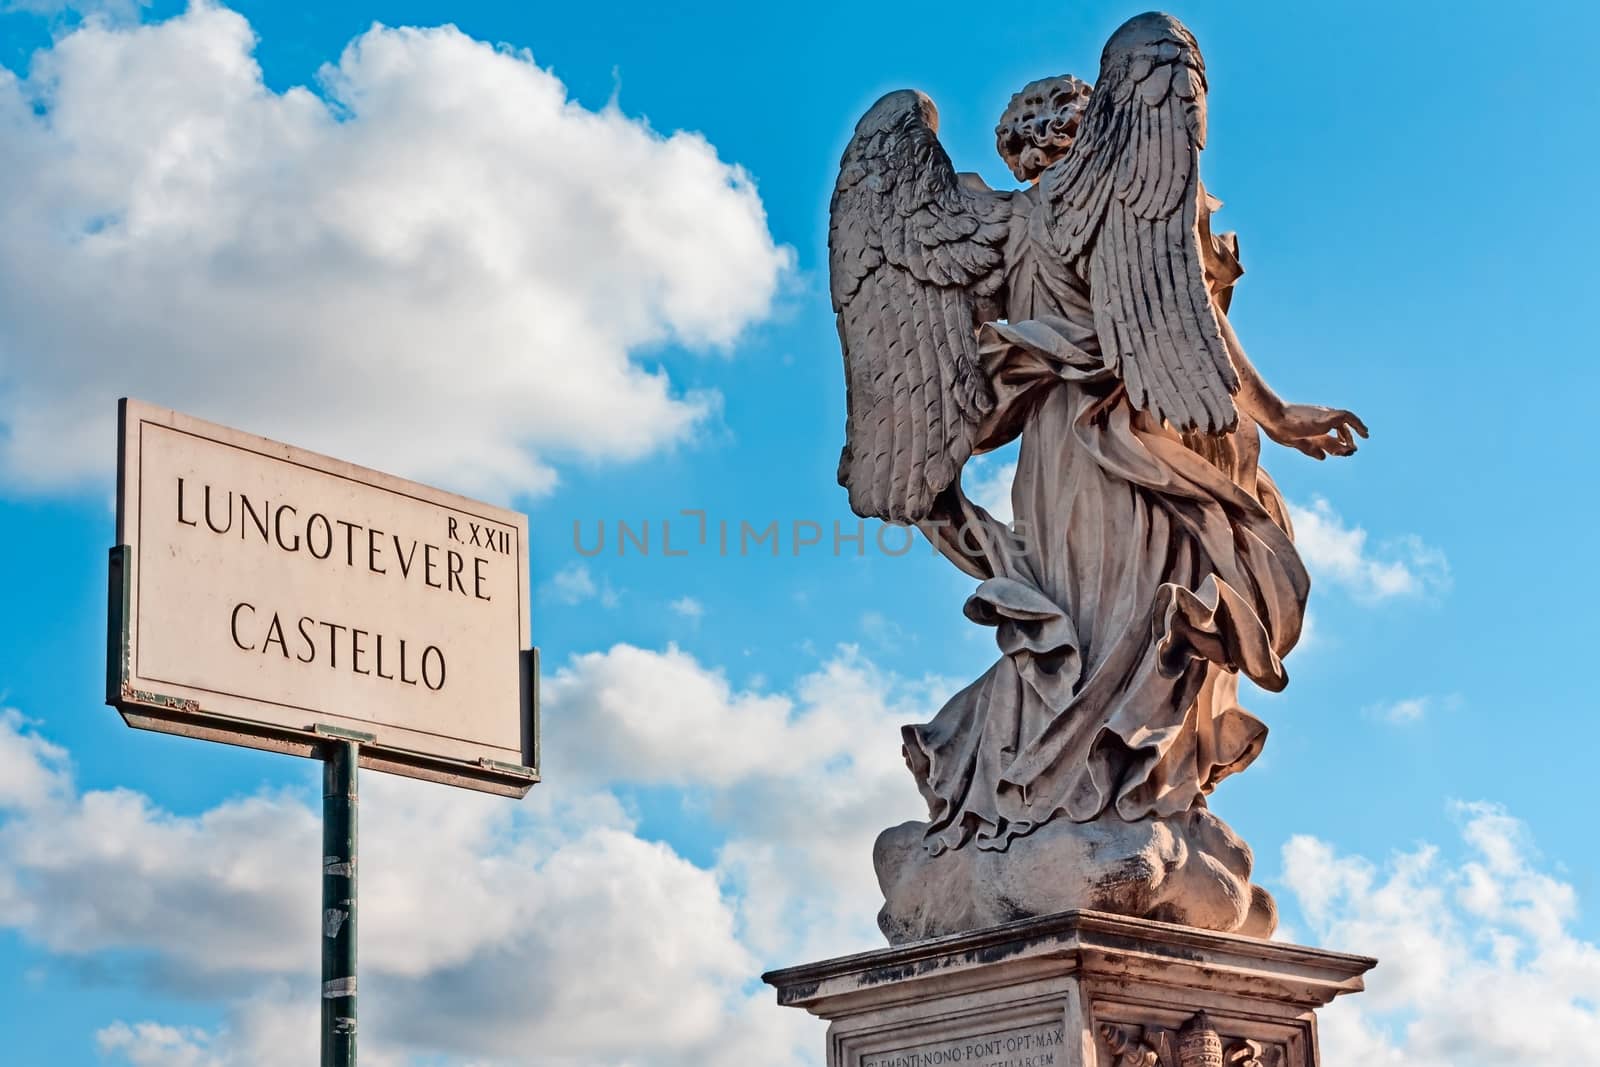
{"left": 1219, "top": 311, "right": 1368, "bottom": 461}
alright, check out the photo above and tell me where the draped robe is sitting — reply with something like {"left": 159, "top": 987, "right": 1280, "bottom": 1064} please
{"left": 908, "top": 183, "right": 1308, "bottom": 855}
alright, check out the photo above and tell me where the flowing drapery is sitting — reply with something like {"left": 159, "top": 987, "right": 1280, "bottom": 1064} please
{"left": 905, "top": 193, "right": 1307, "bottom": 855}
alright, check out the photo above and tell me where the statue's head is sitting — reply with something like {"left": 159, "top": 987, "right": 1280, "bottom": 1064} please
{"left": 995, "top": 74, "right": 1094, "bottom": 183}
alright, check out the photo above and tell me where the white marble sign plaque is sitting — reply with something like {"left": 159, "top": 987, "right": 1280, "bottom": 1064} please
{"left": 109, "top": 399, "right": 537, "bottom": 796}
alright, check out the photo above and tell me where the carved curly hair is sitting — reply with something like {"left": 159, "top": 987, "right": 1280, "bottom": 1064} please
{"left": 995, "top": 74, "right": 1094, "bottom": 182}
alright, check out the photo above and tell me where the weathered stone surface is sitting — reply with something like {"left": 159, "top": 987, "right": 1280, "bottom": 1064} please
{"left": 875, "top": 808, "right": 1275, "bottom": 946}
{"left": 764, "top": 911, "right": 1374, "bottom": 1067}
{"left": 826, "top": 10, "right": 1367, "bottom": 941}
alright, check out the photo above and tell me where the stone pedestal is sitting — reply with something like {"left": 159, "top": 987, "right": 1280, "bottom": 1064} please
{"left": 762, "top": 910, "right": 1374, "bottom": 1067}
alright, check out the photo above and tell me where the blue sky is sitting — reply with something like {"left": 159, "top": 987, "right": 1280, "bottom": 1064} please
{"left": 0, "top": 1, "right": 1596, "bottom": 1064}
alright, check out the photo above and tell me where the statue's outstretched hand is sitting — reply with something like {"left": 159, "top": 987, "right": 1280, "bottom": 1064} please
{"left": 1265, "top": 404, "right": 1368, "bottom": 460}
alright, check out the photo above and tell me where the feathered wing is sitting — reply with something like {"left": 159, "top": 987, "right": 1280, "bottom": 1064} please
{"left": 1042, "top": 24, "right": 1239, "bottom": 434}
{"left": 831, "top": 90, "right": 1010, "bottom": 523}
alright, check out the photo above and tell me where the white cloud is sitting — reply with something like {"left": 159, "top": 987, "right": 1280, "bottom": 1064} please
{"left": 0, "top": 644, "right": 943, "bottom": 1064}
{"left": 97, "top": 1022, "right": 222, "bottom": 1067}
{"left": 0, "top": 710, "right": 807, "bottom": 1065}
{"left": 1288, "top": 497, "right": 1449, "bottom": 601}
{"left": 963, "top": 457, "right": 1016, "bottom": 524}
{"left": 1379, "top": 697, "right": 1429, "bottom": 724}
{"left": 542, "top": 643, "right": 939, "bottom": 959}
{"left": 541, "top": 642, "right": 928, "bottom": 810}
{"left": 100, "top": 980, "right": 368, "bottom": 1067}
{"left": 545, "top": 562, "right": 597, "bottom": 603}
{"left": 0, "top": 782, "right": 321, "bottom": 977}
{"left": 1364, "top": 694, "right": 1459, "bottom": 726}
{"left": 1283, "top": 802, "right": 1600, "bottom": 1066}
{"left": 0, "top": 709, "right": 71, "bottom": 811}
{"left": 0, "top": 3, "right": 791, "bottom": 499}
{"left": 9, "top": 649, "right": 1598, "bottom": 1067}
{"left": 669, "top": 595, "right": 705, "bottom": 621}
{"left": 541, "top": 562, "right": 617, "bottom": 607}
{"left": 713, "top": 652, "right": 941, "bottom": 960}
{"left": 543, "top": 643, "right": 805, "bottom": 788}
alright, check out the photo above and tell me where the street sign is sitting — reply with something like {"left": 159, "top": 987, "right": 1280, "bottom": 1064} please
{"left": 108, "top": 398, "right": 538, "bottom": 797}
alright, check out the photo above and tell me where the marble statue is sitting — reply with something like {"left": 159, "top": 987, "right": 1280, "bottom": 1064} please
{"left": 829, "top": 11, "right": 1367, "bottom": 943}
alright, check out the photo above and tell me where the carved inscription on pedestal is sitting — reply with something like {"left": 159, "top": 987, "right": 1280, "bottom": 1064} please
{"left": 860, "top": 1020, "right": 1066, "bottom": 1067}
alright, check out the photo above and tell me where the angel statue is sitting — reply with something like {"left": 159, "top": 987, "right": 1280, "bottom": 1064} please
{"left": 832, "top": 12, "right": 1367, "bottom": 943}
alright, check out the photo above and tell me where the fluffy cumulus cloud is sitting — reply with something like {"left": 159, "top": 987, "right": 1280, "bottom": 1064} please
{"left": 98, "top": 1021, "right": 228, "bottom": 1067}
{"left": 0, "top": 717, "right": 802, "bottom": 1065}
{"left": 542, "top": 643, "right": 936, "bottom": 959}
{"left": 3, "top": 656, "right": 1595, "bottom": 1065}
{"left": 0, "top": 708, "right": 71, "bottom": 810}
{"left": 1284, "top": 803, "right": 1600, "bottom": 1065}
{"left": 0, "top": 645, "right": 939, "bottom": 1065}
{"left": 0, "top": 3, "right": 791, "bottom": 498}
{"left": 1287, "top": 497, "right": 1449, "bottom": 601}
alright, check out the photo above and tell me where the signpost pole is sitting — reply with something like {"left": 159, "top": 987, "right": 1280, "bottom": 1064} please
{"left": 322, "top": 739, "right": 359, "bottom": 1066}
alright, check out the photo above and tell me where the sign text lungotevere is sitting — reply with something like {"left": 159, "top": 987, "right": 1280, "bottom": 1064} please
{"left": 109, "top": 399, "right": 537, "bottom": 796}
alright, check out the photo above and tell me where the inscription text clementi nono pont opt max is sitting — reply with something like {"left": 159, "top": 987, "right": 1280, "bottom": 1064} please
{"left": 109, "top": 398, "right": 537, "bottom": 796}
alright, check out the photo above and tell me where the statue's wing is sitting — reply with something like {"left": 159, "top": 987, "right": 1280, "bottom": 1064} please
{"left": 831, "top": 90, "right": 1010, "bottom": 523}
{"left": 1042, "top": 32, "right": 1239, "bottom": 433}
